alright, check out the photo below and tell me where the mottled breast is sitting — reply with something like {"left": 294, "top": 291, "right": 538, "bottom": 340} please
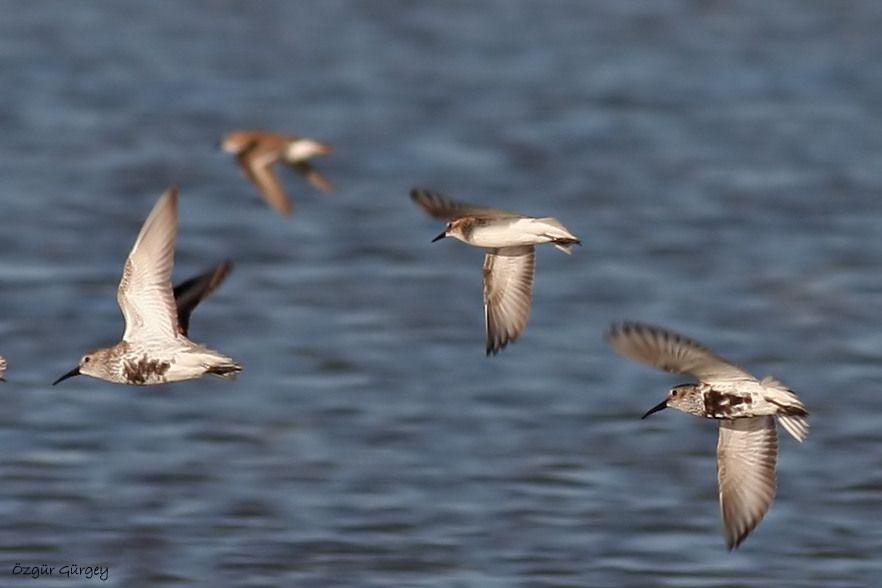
{"left": 123, "top": 356, "right": 171, "bottom": 385}
{"left": 703, "top": 389, "right": 753, "bottom": 419}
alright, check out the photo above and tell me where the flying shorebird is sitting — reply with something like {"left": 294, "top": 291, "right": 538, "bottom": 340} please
{"left": 221, "top": 130, "right": 333, "bottom": 216}
{"left": 53, "top": 187, "right": 241, "bottom": 386}
{"left": 410, "top": 188, "right": 580, "bottom": 355}
{"left": 605, "top": 321, "right": 809, "bottom": 549}
{"left": 0, "top": 356, "right": 6, "bottom": 382}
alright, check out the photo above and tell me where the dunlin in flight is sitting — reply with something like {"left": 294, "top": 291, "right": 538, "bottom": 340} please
{"left": 411, "top": 188, "right": 580, "bottom": 355}
{"left": 221, "top": 130, "right": 333, "bottom": 216}
{"left": 606, "top": 321, "right": 808, "bottom": 549}
{"left": 0, "top": 356, "right": 6, "bottom": 382}
{"left": 53, "top": 187, "right": 241, "bottom": 386}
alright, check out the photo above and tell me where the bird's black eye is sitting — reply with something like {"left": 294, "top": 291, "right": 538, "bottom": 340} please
{"left": 83, "top": 356, "right": 91, "bottom": 364}
{"left": 672, "top": 390, "right": 678, "bottom": 396}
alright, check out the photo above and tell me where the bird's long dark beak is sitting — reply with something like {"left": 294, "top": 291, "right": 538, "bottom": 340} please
{"left": 431, "top": 231, "right": 446, "bottom": 243}
{"left": 52, "top": 367, "right": 81, "bottom": 386}
{"left": 641, "top": 399, "right": 668, "bottom": 419}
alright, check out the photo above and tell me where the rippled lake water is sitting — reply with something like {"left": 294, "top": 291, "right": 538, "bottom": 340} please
{"left": 1, "top": 1, "right": 882, "bottom": 586}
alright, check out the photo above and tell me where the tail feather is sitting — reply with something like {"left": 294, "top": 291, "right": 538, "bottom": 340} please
{"left": 777, "top": 414, "right": 809, "bottom": 442}
{"left": 761, "top": 376, "right": 809, "bottom": 441}
{"left": 552, "top": 238, "right": 581, "bottom": 254}
{"left": 206, "top": 363, "right": 242, "bottom": 379}
{"left": 536, "top": 218, "right": 580, "bottom": 255}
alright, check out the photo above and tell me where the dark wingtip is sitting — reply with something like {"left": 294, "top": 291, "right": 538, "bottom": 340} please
{"left": 727, "top": 532, "right": 746, "bottom": 550}
{"left": 213, "top": 259, "right": 234, "bottom": 287}
{"left": 486, "top": 337, "right": 511, "bottom": 356}
{"left": 603, "top": 322, "right": 617, "bottom": 342}
{"left": 411, "top": 188, "right": 438, "bottom": 209}
{"left": 604, "top": 321, "right": 629, "bottom": 343}
{"left": 411, "top": 187, "right": 445, "bottom": 202}
{"left": 173, "top": 260, "right": 235, "bottom": 336}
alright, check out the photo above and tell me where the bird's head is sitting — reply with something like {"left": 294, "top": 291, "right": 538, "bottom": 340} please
{"left": 642, "top": 383, "right": 703, "bottom": 418}
{"left": 432, "top": 218, "right": 472, "bottom": 243}
{"left": 53, "top": 347, "right": 114, "bottom": 385}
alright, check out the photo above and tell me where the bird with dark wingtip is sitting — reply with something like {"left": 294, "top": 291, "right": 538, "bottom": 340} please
{"left": 606, "top": 321, "right": 808, "bottom": 549}
{"left": 411, "top": 188, "right": 580, "bottom": 355}
{"left": 53, "top": 187, "right": 241, "bottom": 386}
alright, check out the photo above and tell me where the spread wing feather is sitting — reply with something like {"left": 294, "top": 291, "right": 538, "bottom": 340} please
{"left": 173, "top": 260, "right": 233, "bottom": 337}
{"left": 118, "top": 187, "right": 181, "bottom": 345}
{"left": 606, "top": 322, "right": 755, "bottom": 383}
{"left": 410, "top": 188, "right": 521, "bottom": 220}
{"left": 483, "top": 246, "right": 535, "bottom": 355}
{"left": 240, "top": 150, "right": 292, "bottom": 215}
{"left": 717, "top": 417, "right": 778, "bottom": 549}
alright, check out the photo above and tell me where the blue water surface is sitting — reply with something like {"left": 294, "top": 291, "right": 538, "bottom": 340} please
{"left": 1, "top": 1, "right": 881, "bottom": 586}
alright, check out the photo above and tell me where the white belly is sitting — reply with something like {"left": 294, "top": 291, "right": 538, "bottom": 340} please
{"left": 467, "top": 218, "right": 562, "bottom": 248}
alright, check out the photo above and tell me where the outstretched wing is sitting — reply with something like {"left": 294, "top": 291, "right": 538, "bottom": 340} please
{"left": 238, "top": 150, "right": 292, "bottom": 216}
{"left": 483, "top": 246, "right": 535, "bottom": 355}
{"left": 410, "top": 188, "right": 521, "bottom": 220}
{"left": 605, "top": 321, "right": 755, "bottom": 383}
{"left": 717, "top": 416, "right": 778, "bottom": 549}
{"left": 118, "top": 187, "right": 181, "bottom": 345}
{"left": 173, "top": 260, "right": 233, "bottom": 336}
